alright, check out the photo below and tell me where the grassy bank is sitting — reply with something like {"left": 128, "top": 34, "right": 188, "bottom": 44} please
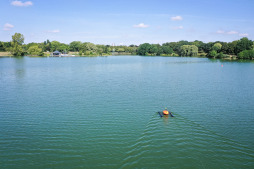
{"left": 0, "top": 52, "right": 12, "bottom": 57}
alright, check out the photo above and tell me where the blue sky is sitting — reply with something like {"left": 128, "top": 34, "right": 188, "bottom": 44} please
{"left": 0, "top": 0, "right": 253, "bottom": 45}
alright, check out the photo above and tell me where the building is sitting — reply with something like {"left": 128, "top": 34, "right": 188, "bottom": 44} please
{"left": 51, "top": 50, "right": 61, "bottom": 57}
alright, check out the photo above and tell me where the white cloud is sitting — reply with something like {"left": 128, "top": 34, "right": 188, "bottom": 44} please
{"left": 171, "top": 16, "right": 183, "bottom": 21}
{"left": 216, "top": 30, "right": 239, "bottom": 35}
{"left": 227, "top": 31, "right": 238, "bottom": 35}
{"left": 216, "top": 30, "right": 225, "bottom": 34}
{"left": 11, "top": 1, "right": 33, "bottom": 7}
{"left": 173, "top": 26, "right": 184, "bottom": 30}
{"left": 46, "top": 30, "right": 60, "bottom": 33}
{"left": 133, "top": 23, "right": 149, "bottom": 28}
{"left": 3, "top": 23, "right": 14, "bottom": 31}
{"left": 239, "top": 33, "right": 249, "bottom": 37}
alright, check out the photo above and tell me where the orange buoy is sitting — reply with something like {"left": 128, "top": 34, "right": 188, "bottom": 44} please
{"left": 163, "top": 110, "right": 169, "bottom": 115}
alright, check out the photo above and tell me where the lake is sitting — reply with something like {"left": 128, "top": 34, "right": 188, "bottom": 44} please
{"left": 0, "top": 56, "right": 254, "bottom": 168}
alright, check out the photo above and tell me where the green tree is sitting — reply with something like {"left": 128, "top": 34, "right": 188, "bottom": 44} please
{"left": 179, "top": 45, "right": 198, "bottom": 56}
{"left": 221, "top": 42, "right": 229, "bottom": 54}
{"left": 43, "top": 39, "right": 51, "bottom": 52}
{"left": 238, "top": 50, "right": 254, "bottom": 59}
{"left": 3, "top": 42, "right": 11, "bottom": 51}
{"left": 25, "top": 42, "right": 38, "bottom": 51}
{"left": 203, "top": 42, "right": 214, "bottom": 54}
{"left": 227, "top": 41, "right": 238, "bottom": 55}
{"left": 207, "top": 50, "right": 217, "bottom": 58}
{"left": 212, "top": 43, "right": 222, "bottom": 52}
{"left": 125, "top": 46, "right": 137, "bottom": 54}
{"left": 175, "top": 41, "right": 190, "bottom": 55}
{"left": 69, "top": 41, "right": 82, "bottom": 52}
{"left": 149, "top": 44, "right": 158, "bottom": 55}
{"left": 12, "top": 33, "right": 24, "bottom": 45}
{"left": 162, "top": 45, "right": 173, "bottom": 55}
{"left": 156, "top": 44, "right": 163, "bottom": 56}
{"left": 137, "top": 43, "right": 151, "bottom": 55}
{"left": 192, "top": 40, "right": 205, "bottom": 53}
{"left": 216, "top": 52, "right": 225, "bottom": 59}
{"left": 80, "top": 42, "right": 98, "bottom": 55}
{"left": 236, "top": 37, "right": 252, "bottom": 54}
{"left": 50, "top": 41, "right": 61, "bottom": 52}
{"left": 10, "top": 33, "right": 25, "bottom": 56}
{"left": 27, "top": 45, "right": 44, "bottom": 56}
{"left": 0, "top": 41, "right": 5, "bottom": 51}
{"left": 58, "top": 44, "right": 69, "bottom": 53}
{"left": 116, "top": 47, "right": 125, "bottom": 52}
{"left": 104, "top": 45, "right": 112, "bottom": 54}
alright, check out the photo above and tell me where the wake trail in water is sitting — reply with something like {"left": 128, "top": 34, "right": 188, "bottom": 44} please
{"left": 120, "top": 113, "right": 160, "bottom": 168}
{"left": 174, "top": 113, "right": 254, "bottom": 167}
{"left": 176, "top": 113, "right": 254, "bottom": 156}
{"left": 121, "top": 112, "right": 254, "bottom": 168}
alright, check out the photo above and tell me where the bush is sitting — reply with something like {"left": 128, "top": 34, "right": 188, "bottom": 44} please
{"left": 207, "top": 50, "right": 217, "bottom": 58}
{"left": 216, "top": 52, "right": 225, "bottom": 59}
{"left": 172, "top": 53, "right": 179, "bottom": 56}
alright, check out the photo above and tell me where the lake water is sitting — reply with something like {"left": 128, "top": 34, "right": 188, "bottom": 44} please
{"left": 0, "top": 56, "right": 254, "bottom": 168}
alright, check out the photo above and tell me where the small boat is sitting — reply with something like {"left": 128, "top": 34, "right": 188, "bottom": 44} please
{"left": 157, "top": 111, "right": 174, "bottom": 117}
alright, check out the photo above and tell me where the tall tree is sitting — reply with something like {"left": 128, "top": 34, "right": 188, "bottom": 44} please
{"left": 10, "top": 33, "right": 25, "bottom": 56}
{"left": 43, "top": 39, "right": 51, "bottom": 52}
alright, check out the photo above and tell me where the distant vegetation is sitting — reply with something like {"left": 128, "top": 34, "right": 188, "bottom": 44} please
{"left": 0, "top": 33, "right": 254, "bottom": 59}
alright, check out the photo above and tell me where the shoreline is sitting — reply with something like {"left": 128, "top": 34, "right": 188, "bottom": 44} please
{"left": 0, "top": 52, "right": 253, "bottom": 61}
{"left": 0, "top": 52, "right": 12, "bottom": 57}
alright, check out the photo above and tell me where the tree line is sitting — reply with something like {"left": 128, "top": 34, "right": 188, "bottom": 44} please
{"left": 137, "top": 39, "right": 254, "bottom": 59}
{"left": 0, "top": 33, "right": 253, "bottom": 59}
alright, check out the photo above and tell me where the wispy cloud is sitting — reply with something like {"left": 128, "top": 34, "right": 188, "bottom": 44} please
{"left": 46, "top": 30, "right": 60, "bottom": 33}
{"left": 11, "top": 1, "right": 33, "bottom": 7}
{"left": 133, "top": 23, "right": 149, "bottom": 28}
{"left": 227, "top": 31, "right": 238, "bottom": 35}
{"left": 216, "top": 30, "right": 249, "bottom": 37}
{"left": 216, "top": 30, "right": 225, "bottom": 34}
{"left": 216, "top": 30, "right": 238, "bottom": 35}
{"left": 172, "top": 26, "right": 184, "bottom": 30}
{"left": 239, "top": 33, "right": 249, "bottom": 37}
{"left": 171, "top": 16, "right": 183, "bottom": 21}
{"left": 3, "top": 23, "right": 14, "bottom": 31}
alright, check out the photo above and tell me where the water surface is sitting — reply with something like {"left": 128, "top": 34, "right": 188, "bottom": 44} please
{"left": 0, "top": 56, "right": 254, "bottom": 168}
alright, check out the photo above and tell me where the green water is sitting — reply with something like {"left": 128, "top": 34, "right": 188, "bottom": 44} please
{"left": 0, "top": 56, "right": 253, "bottom": 168}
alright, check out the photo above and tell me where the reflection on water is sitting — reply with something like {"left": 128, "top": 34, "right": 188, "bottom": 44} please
{"left": 15, "top": 57, "right": 26, "bottom": 80}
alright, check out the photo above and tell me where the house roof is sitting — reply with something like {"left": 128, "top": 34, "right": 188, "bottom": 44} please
{"left": 53, "top": 50, "right": 61, "bottom": 54}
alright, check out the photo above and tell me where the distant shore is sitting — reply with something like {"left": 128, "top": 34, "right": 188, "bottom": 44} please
{"left": 0, "top": 51, "right": 242, "bottom": 60}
